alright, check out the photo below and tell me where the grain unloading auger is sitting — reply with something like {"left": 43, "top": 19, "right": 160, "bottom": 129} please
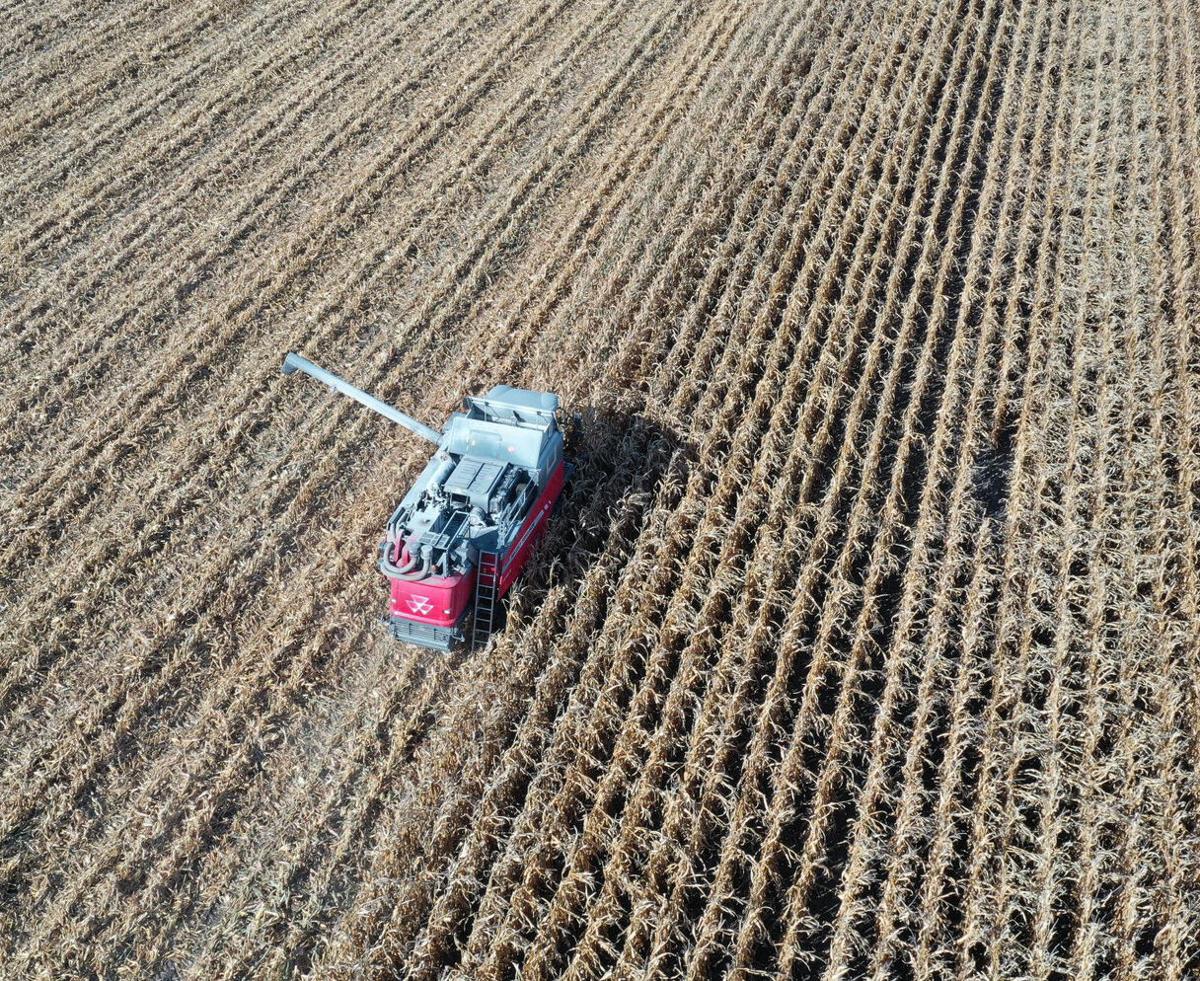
{"left": 282, "top": 352, "right": 568, "bottom": 651}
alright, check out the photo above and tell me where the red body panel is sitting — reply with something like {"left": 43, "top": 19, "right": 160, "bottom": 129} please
{"left": 388, "top": 569, "right": 474, "bottom": 627}
{"left": 386, "top": 460, "right": 566, "bottom": 628}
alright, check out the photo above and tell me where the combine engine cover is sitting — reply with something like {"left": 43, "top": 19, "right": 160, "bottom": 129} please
{"left": 379, "top": 386, "right": 566, "bottom": 650}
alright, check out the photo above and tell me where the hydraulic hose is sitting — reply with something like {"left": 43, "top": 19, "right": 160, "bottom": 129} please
{"left": 381, "top": 535, "right": 415, "bottom": 574}
{"left": 394, "top": 552, "right": 432, "bottom": 582}
{"left": 394, "top": 549, "right": 419, "bottom": 575}
{"left": 381, "top": 540, "right": 430, "bottom": 579}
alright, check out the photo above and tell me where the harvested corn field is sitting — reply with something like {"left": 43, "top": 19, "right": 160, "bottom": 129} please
{"left": 2, "top": 0, "right": 1199, "bottom": 976}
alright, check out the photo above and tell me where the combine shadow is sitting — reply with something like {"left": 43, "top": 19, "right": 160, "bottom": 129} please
{"left": 468, "top": 399, "right": 691, "bottom": 650}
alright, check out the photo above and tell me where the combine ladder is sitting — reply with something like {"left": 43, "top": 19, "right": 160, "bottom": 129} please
{"left": 472, "top": 551, "right": 501, "bottom": 649}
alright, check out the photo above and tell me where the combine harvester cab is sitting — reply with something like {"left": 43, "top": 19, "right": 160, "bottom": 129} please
{"left": 282, "top": 353, "right": 566, "bottom": 652}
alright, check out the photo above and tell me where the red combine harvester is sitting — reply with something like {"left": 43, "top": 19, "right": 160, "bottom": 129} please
{"left": 282, "top": 353, "right": 568, "bottom": 651}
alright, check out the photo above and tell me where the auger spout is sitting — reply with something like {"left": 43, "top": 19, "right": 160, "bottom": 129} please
{"left": 281, "top": 352, "right": 442, "bottom": 445}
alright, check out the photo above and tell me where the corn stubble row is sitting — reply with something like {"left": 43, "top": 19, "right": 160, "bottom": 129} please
{"left": 1, "top": 0, "right": 1197, "bottom": 976}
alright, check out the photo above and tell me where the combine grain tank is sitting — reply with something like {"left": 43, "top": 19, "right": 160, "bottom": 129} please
{"left": 282, "top": 353, "right": 567, "bottom": 651}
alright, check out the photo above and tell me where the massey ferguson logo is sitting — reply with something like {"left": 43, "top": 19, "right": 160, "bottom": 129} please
{"left": 406, "top": 595, "right": 434, "bottom": 615}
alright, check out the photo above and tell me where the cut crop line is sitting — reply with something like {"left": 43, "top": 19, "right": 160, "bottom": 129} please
{"left": 952, "top": 0, "right": 1090, "bottom": 970}
{"left": 810, "top": 2, "right": 1044, "bottom": 973}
